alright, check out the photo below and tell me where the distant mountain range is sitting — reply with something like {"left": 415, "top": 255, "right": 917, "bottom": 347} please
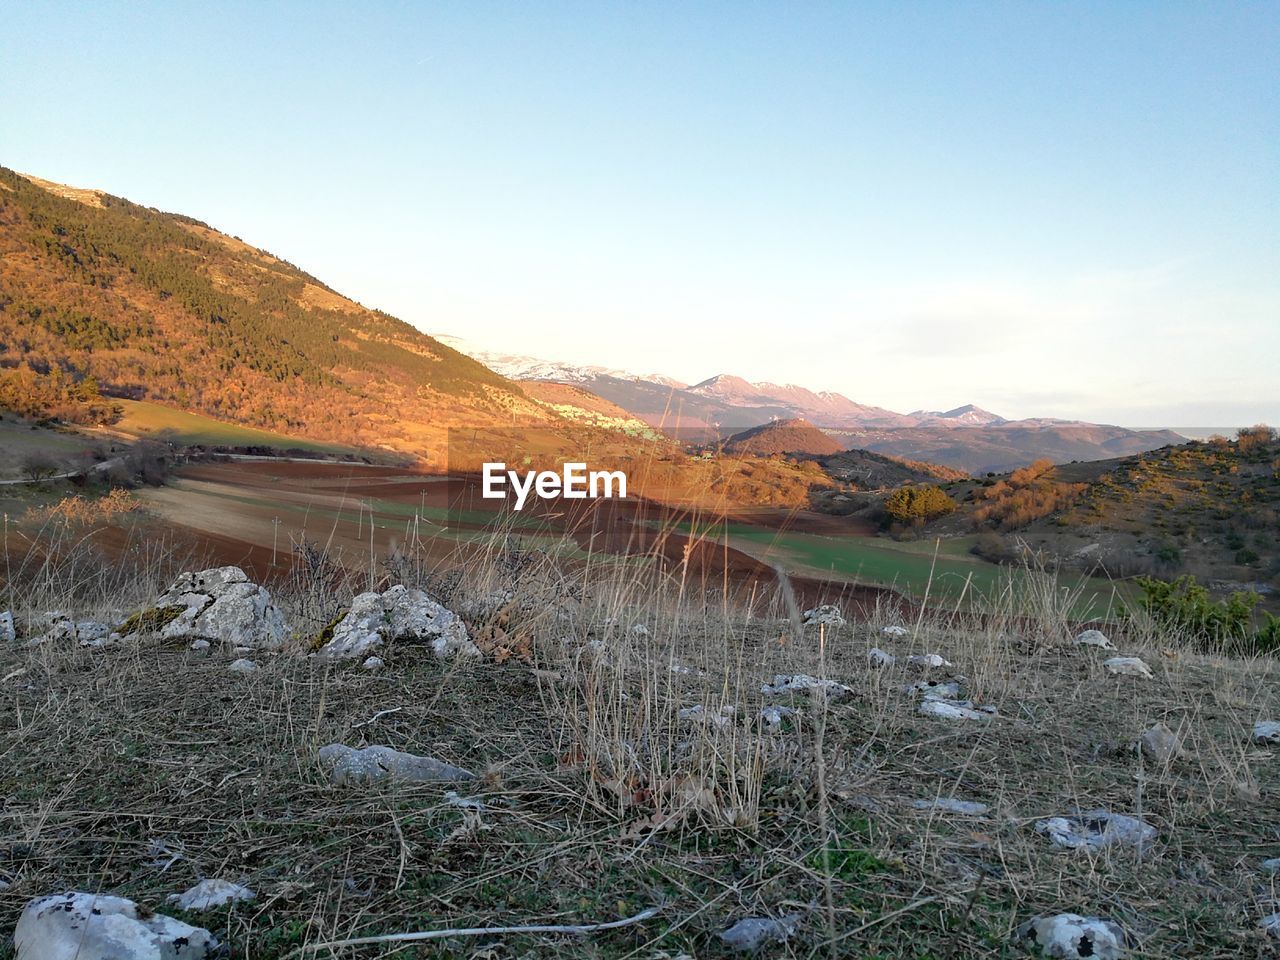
{"left": 439, "top": 338, "right": 1185, "bottom": 472}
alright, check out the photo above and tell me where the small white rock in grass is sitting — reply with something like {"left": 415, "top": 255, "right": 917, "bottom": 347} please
{"left": 803, "top": 604, "right": 846, "bottom": 627}
{"left": 678, "top": 705, "right": 733, "bottom": 728}
{"left": 907, "top": 653, "right": 953, "bottom": 669}
{"left": 1261, "top": 858, "right": 1280, "bottom": 874}
{"left": 1254, "top": 720, "right": 1280, "bottom": 744}
{"left": 867, "top": 647, "right": 897, "bottom": 666}
{"left": 913, "top": 797, "right": 989, "bottom": 815}
{"left": 903, "top": 679, "right": 962, "bottom": 701}
{"left": 1104, "top": 656, "right": 1153, "bottom": 679}
{"left": 1139, "top": 723, "right": 1182, "bottom": 764}
{"left": 319, "top": 743, "right": 475, "bottom": 785}
{"left": 719, "top": 914, "right": 800, "bottom": 952}
{"left": 761, "top": 674, "right": 853, "bottom": 699}
{"left": 168, "top": 878, "right": 255, "bottom": 911}
{"left": 1018, "top": 913, "right": 1126, "bottom": 959}
{"left": 1035, "top": 810, "right": 1156, "bottom": 851}
{"left": 918, "top": 699, "right": 992, "bottom": 722}
{"left": 630, "top": 623, "right": 650, "bottom": 637}
{"left": 1075, "top": 629, "right": 1115, "bottom": 650}
{"left": 189, "top": 639, "right": 210, "bottom": 652}
{"left": 760, "top": 705, "right": 796, "bottom": 729}
{"left": 227, "top": 658, "right": 258, "bottom": 674}
{"left": 361, "top": 656, "right": 384, "bottom": 671}
{"left": 1261, "top": 913, "right": 1280, "bottom": 938}
{"left": 15, "top": 890, "right": 219, "bottom": 960}
{"left": 443, "top": 790, "right": 486, "bottom": 811}
{"left": 881, "top": 624, "right": 910, "bottom": 638}
{"left": 0, "top": 611, "right": 15, "bottom": 643}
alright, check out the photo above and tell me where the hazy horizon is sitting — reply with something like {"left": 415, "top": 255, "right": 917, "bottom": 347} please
{"left": 2, "top": 2, "right": 1276, "bottom": 426}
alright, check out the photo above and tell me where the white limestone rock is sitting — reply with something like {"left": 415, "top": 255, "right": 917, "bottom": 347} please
{"left": 803, "top": 605, "right": 846, "bottom": 627}
{"left": 1035, "top": 810, "right": 1156, "bottom": 851}
{"left": 227, "top": 658, "right": 258, "bottom": 674}
{"left": 1138, "top": 723, "right": 1182, "bottom": 764}
{"left": 1104, "top": 656, "right": 1153, "bottom": 679}
{"left": 761, "top": 674, "right": 853, "bottom": 699}
{"left": 760, "top": 705, "right": 797, "bottom": 730}
{"left": 152, "top": 566, "right": 288, "bottom": 650}
{"left": 361, "top": 655, "right": 385, "bottom": 671}
{"left": 1254, "top": 720, "right": 1280, "bottom": 744}
{"left": 319, "top": 743, "right": 475, "bottom": 784}
{"left": 168, "top": 878, "right": 255, "bottom": 911}
{"left": 867, "top": 647, "right": 897, "bottom": 666}
{"left": 314, "top": 585, "right": 477, "bottom": 660}
{"left": 881, "top": 625, "right": 910, "bottom": 639}
{"left": 907, "top": 653, "right": 953, "bottom": 669}
{"left": 1075, "top": 629, "right": 1116, "bottom": 650}
{"left": 719, "top": 914, "right": 800, "bottom": 951}
{"left": 15, "top": 890, "right": 219, "bottom": 960}
{"left": 1018, "top": 913, "right": 1126, "bottom": 959}
{"left": 918, "top": 699, "right": 993, "bottom": 722}
{"left": 0, "top": 611, "right": 15, "bottom": 643}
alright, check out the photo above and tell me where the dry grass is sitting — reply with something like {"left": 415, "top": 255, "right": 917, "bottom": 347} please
{"left": 1, "top": 526, "right": 1279, "bottom": 958}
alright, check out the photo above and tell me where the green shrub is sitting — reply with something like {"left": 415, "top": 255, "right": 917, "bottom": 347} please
{"left": 1124, "top": 575, "right": 1267, "bottom": 653}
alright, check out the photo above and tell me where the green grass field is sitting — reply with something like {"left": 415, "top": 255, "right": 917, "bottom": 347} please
{"left": 681, "top": 520, "right": 1129, "bottom": 617}
{"left": 112, "top": 400, "right": 355, "bottom": 454}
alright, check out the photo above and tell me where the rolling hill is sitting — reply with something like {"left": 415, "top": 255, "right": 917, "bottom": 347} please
{"left": 0, "top": 168, "right": 545, "bottom": 461}
{"left": 722, "top": 417, "right": 845, "bottom": 458}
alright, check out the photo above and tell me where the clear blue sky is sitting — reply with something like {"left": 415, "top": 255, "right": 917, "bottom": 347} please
{"left": 3, "top": 2, "right": 1276, "bottom": 426}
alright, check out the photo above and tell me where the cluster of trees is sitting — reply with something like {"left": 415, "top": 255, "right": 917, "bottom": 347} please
{"left": 1125, "top": 574, "right": 1278, "bottom": 655}
{"left": 0, "top": 363, "right": 121, "bottom": 424}
{"left": 884, "top": 484, "right": 957, "bottom": 525}
{"left": 972, "top": 459, "right": 1085, "bottom": 531}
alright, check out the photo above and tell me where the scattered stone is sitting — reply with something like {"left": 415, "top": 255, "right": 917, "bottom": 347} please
{"left": 314, "top": 585, "right": 476, "bottom": 660}
{"left": 760, "top": 705, "right": 796, "bottom": 729}
{"left": 907, "top": 653, "right": 953, "bottom": 669}
{"left": 0, "top": 611, "right": 15, "bottom": 642}
{"left": 1261, "top": 858, "right": 1280, "bottom": 874}
{"left": 189, "top": 639, "right": 210, "bottom": 652}
{"left": 630, "top": 623, "right": 651, "bottom": 637}
{"left": 1254, "top": 720, "right": 1280, "bottom": 744}
{"left": 881, "top": 625, "right": 910, "bottom": 638}
{"left": 761, "top": 674, "right": 853, "bottom": 699}
{"left": 1075, "top": 629, "right": 1116, "bottom": 650}
{"left": 913, "top": 797, "right": 989, "bottom": 815}
{"left": 15, "top": 890, "right": 219, "bottom": 960}
{"left": 918, "top": 699, "right": 993, "bottom": 722}
{"left": 867, "top": 647, "right": 896, "bottom": 666}
{"left": 1018, "top": 913, "right": 1126, "bottom": 959}
{"left": 150, "top": 566, "right": 288, "bottom": 650}
{"left": 1262, "top": 913, "right": 1280, "bottom": 938}
{"left": 227, "top": 658, "right": 258, "bottom": 674}
{"left": 168, "top": 878, "right": 255, "bottom": 911}
{"left": 29, "top": 615, "right": 113, "bottom": 647}
{"left": 903, "top": 679, "right": 963, "bottom": 701}
{"left": 1035, "top": 811, "right": 1157, "bottom": 851}
{"left": 319, "top": 743, "right": 475, "bottom": 785}
{"left": 1139, "top": 723, "right": 1182, "bottom": 764}
{"left": 443, "top": 790, "right": 486, "bottom": 811}
{"left": 678, "top": 704, "right": 733, "bottom": 727}
{"left": 719, "top": 914, "right": 800, "bottom": 952}
{"left": 362, "top": 656, "right": 385, "bottom": 671}
{"left": 803, "top": 605, "right": 846, "bottom": 627}
{"left": 1103, "top": 656, "right": 1153, "bottom": 679}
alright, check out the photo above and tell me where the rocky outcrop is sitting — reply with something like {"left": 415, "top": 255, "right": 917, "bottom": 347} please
{"left": 313, "top": 585, "right": 477, "bottom": 660}
{"left": 141, "top": 566, "right": 288, "bottom": 649}
{"left": 15, "top": 890, "right": 218, "bottom": 960}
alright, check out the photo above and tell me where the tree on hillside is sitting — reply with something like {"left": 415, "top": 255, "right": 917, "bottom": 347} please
{"left": 884, "top": 484, "right": 957, "bottom": 525}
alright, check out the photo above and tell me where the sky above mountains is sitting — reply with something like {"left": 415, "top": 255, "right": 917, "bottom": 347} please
{"left": 3, "top": 2, "right": 1276, "bottom": 427}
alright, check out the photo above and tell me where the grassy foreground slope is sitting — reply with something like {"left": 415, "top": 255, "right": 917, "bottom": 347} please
{"left": 0, "top": 533, "right": 1277, "bottom": 958}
